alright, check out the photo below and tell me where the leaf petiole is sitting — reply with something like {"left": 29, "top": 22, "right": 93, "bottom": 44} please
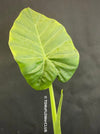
{"left": 49, "top": 84, "right": 57, "bottom": 131}
{"left": 49, "top": 84, "right": 63, "bottom": 134}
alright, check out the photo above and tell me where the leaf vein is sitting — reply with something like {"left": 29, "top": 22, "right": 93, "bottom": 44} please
{"left": 46, "top": 40, "right": 69, "bottom": 56}
{"left": 44, "top": 28, "right": 62, "bottom": 48}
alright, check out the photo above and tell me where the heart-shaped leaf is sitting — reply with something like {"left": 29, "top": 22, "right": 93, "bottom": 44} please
{"left": 9, "top": 7, "right": 79, "bottom": 90}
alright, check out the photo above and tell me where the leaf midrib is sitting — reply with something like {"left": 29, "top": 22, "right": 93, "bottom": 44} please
{"left": 34, "top": 24, "right": 46, "bottom": 58}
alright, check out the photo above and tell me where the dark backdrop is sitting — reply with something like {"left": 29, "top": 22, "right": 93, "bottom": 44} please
{"left": 0, "top": 0, "right": 100, "bottom": 134}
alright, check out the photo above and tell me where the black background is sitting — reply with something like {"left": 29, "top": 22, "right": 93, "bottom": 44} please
{"left": 0, "top": 0, "right": 100, "bottom": 134}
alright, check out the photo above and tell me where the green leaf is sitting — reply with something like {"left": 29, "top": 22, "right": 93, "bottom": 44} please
{"left": 8, "top": 7, "right": 79, "bottom": 90}
{"left": 54, "top": 89, "right": 63, "bottom": 134}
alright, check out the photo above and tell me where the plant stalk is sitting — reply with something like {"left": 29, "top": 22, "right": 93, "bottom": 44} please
{"left": 49, "top": 84, "right": 56, "bottom": 132}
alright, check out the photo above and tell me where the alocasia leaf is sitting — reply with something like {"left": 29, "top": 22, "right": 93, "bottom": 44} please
{"left": 8, "top": 7, "right": 79, "bottom": 90}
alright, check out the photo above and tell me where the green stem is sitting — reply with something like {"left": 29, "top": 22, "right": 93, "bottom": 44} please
{"left": 49, "top": 84, "right": 56, "bottom": 132}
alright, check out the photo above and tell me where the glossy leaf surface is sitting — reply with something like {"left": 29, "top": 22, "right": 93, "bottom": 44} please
{"left": 9, "top": 7, "right": 79, "bottom": 90}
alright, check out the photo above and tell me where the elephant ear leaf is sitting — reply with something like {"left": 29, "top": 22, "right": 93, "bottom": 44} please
{"left": 8, "top": 7, "right": 79, "bottom": 90}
